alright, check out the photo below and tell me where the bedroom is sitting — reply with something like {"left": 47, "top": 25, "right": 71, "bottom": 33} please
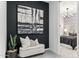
{"left": 59, "top": 1, "right": 78, "bottom": 57}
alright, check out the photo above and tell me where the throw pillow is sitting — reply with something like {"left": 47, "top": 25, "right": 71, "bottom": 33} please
{"left": 20, "top": 36, "right": 30, "bottom": 48}
{"left": 35, "top": 38, "right": 39, "bottom": 45}
{"left": 20, "top": 37, "right": 25, "bottom": 47}
{"left": 30, "top": 39, "right": 39, "bottom": 47}
{"left": 25, "top": 36, "right": 30, "bottom": 39}
{"left": 30, "top": 40, "right": 36, "bottom": 47}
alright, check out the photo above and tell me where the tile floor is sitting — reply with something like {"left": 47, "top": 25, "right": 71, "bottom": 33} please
{"left": 33, "top": 43, "right": 78, "bottom": 58}
{"left": 58, "top": 43, "right": 78, "bottom": 58}
{"left": 27, "top": 43, "right": 78, "bottom": 58}
{"left": 33, "top": 50, "right": 61, "bottom": 58}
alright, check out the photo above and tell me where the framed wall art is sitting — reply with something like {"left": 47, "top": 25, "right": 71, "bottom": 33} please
{"left": 17, "top": 5, "right": 44, "bottom": 34}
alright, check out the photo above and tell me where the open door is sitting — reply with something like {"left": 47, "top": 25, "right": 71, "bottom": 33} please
{"left": 58, "top": 1, "right": 78, "bottom": 57}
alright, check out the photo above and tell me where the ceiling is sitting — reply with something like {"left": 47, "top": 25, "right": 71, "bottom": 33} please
{"left": 60, "top": 1, "right": 77, "bottom": 13}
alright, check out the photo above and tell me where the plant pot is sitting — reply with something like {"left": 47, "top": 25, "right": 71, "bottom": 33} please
{"left": 7, "top": 49, "right": 17, "bottom": 58}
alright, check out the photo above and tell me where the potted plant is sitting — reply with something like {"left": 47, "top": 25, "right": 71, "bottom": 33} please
{"left": 7, "top": 34, "right": 17, "bottom": 58}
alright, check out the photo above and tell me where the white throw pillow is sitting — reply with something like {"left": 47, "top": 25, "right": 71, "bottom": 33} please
{"left": 20, "top": 37, "right": 25, "bottom": 46}
{"left": 35, "top": 38, "right": 39, "bottom": 45}
{"left": 30, "top": 40, "right": 36, "bottom": 47}
{"left": 20, "top": 36, "right": 30, "bottom": 48}
{"left": 25, "top": 36, "right": 29, "bottom": 40}
{"left": 30, "top": 39, "right": 39, "bottom": 47}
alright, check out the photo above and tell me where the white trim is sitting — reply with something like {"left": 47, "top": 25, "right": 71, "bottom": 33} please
{"left": 77, "top": 2, "right": 79, "bottom": 56}
{"left": 0, "top": 1, "right": 7, "bottom": 58}
{"left": 57, "top": 1, "right": 60, "bottom": 55}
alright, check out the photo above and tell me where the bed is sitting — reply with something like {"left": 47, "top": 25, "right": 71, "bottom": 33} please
{"left": 60, "top": 35, "right": 77, "bottom": 50}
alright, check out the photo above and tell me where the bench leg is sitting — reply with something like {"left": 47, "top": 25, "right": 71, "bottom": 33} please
{"left": 72, "top": 47, "right": 75, "bottom": 50}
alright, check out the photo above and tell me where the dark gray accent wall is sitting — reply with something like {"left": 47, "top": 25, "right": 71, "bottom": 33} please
{"left": 7, "top": 1, "right": 49, "bottom": 51}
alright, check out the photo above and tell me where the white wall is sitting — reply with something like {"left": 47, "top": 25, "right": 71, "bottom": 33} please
{"left": 0, "top": 1, "right": 6, "bottom": 58}
{"left": 49, "top": 1, "right": 60, "bottom": 54}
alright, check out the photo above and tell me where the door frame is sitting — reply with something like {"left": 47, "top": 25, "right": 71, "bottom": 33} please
{"left": 57, "top": 1, "right": 78, "bottom": 56}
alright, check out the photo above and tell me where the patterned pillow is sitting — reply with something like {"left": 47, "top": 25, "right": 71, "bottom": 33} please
{"left": 35, "top": 38, "right": 39, "bottom": 45}
{"left": 30, "top": 40, "right": 36, "bottom": 47}
{"left": 30, "top": 39, "right": 39, "bottom": 47}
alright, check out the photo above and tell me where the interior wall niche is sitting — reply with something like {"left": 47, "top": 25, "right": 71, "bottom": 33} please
{"left": 7, "top": 1, "right": 49, "bottom": 50}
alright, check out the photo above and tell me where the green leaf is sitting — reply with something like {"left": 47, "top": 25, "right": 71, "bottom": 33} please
{"left": 10, "top": 34, "right": 13, "bottom": 48}
{"left": 8, "top": 34, "right": 17, "bottom": 50}
{"left": 14, "top": 35, "right": 17, "bottom": 44}
{"left": 13, "top": 35, "right": 17, "bottom": 49}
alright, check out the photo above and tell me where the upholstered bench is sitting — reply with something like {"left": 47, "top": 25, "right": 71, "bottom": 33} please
{"left": 19, "top": 36, "right": 45, "bottom": 57}
{"left": 19, "top": 44, "right": 45, "bottom": 57}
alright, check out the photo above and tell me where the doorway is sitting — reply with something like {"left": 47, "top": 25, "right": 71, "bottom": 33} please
{"left": 58, "top": 1, "right": 78, "bottom": 57}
